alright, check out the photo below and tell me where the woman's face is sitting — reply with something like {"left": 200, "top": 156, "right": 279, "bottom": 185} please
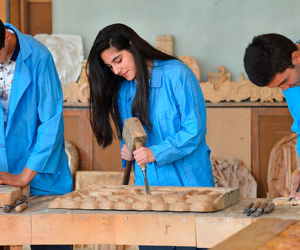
{"left": 100, "top": 47, "right": 136, "bottom": 81}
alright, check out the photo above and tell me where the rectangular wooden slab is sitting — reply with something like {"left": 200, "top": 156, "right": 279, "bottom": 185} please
{"left": 0, "top": 185, "right": 30, "bottom": 207}
{"left": 49, "top": 184, "right": 239, "bottom": 212}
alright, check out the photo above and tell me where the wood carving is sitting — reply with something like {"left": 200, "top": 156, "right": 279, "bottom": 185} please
{"left": 179, "top": 55, "right": 201, "bottom": 81}
{"left": 49, "top": 184, "right": 239, "bottom": 212}
{"left": 207, "top": 66, "right": 231, "bottom": 89}
{"left": 200, "top": 73, "right": 285, "bottom": 103}
{"left": 156, "top": 35, "right": 174, "bottom": 56}
{"left": 212, "top": 157, "right": 257, "bottom": 198}
{"left": 268, "top": 133, "right": 299, "bottom": 199}
{"left": 65, "top": 140, "right": 80, "bottom": 179}
{"left": 272, "top": 196, "right": 300, "bottom": 206}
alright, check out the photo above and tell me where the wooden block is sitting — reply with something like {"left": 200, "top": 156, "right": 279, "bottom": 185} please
{"left": 0, "top": 215, "right": 31, "bottom": 245}
{"left": 115, "top": 214, "right": 196, "bottom": 246}
{"left": 75, "top": 171, "right": 134, "bottom": 190}
{"left": 210, "top": 218, "right": 296, "bottom": 250}
{"left": 32, "top": 214, "right": 115, "bottom": 245}
{"left": 0, "top": 185, "right": 30, "bottom": 207}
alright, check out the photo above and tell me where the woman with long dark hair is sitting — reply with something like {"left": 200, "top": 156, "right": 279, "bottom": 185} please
{"left": 87, "top": 24, "right": 213, "bottom": 249}
{"left": 87, "top": 22, "right": 214, "bottom": 189}
{"left": 87, "top": 22, "right": 212, "bottom": 250}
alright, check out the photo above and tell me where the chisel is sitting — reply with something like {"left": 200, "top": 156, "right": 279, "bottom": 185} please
{"left": 247, "top": 201, "right": 262, "bottom": 216}
{"left": 264, "top": 202, "right": 275, "bottom": 214}
{"left": 242, "top": 202, "right": 254, "bottom": 214}
{"left": 3, "top": 195, "right": 27, "bottom": 213}
{"left": 136, "top": 142, "right": 151, "bottom": 195}
{"left": 15, "top": 202, "right": 28, "bottom": 213}
{"left": 252, "top": 202, "right": 269, "bottom": 217}
{"left": 287, "top": 188, "right": 300, "bottom": 202}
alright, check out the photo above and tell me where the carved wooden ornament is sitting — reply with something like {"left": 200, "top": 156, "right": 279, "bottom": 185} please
{"left": 268, "top": 133, "right": 299, "bottom": 199}
{"left": 212, "top": 157, "right": 257, "bottom": 198}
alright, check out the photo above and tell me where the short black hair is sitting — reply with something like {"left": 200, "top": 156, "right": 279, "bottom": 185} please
{"left": 244, "top": 33, "right": 298, "bottom": 87}
{"left": 0, "top": 19, "right": 5, "bottom": 49}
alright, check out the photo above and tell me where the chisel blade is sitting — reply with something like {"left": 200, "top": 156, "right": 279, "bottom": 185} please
{"left": 142, "top": 169, "right": 151, "bottom": 195}
{"left": 144, "top": 176, "right": 151, "bottom": 195}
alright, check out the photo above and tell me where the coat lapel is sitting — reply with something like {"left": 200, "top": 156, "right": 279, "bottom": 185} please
{"left": 5, "top": 24, "right": 32, "bottom": 136}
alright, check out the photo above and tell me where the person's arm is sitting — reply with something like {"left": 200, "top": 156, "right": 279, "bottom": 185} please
{"left": 142, "top": 68, "right": 207, "bottom": 167}
{"left": 25, "top": 51, "right": 65, "bottom": 174}
{"left": 0, "top": 167, "right": 37, "bottom": 187}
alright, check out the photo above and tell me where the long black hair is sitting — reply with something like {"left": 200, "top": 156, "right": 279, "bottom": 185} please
{"left": 87, "top": 23, "right": 177, "bottom": 148}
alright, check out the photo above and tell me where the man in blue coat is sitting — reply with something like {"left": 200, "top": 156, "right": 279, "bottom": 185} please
{"left": 0, "top": 20, "right": 72, "bottom": 250}
{"left": 244, "top": 33, "right": 300, "bottom": 200}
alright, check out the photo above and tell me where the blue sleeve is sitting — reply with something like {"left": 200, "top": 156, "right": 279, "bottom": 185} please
{"left": 150, "top": 69, "right": 207, "bottom": 166}
{"left": 283, "top": 87, "right": 300, "bottom": 158}
{"left": 26, "top": 52, "right": 65, "bottom": 173}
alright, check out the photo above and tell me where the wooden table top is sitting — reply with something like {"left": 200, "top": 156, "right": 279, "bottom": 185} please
{"left": 1, "top": 196, "right": 299, "bottom": 247}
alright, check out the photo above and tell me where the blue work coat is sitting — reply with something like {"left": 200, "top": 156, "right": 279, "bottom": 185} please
{"left": 283, "top": 87, "right": 300, "bottom": 157}
{"left": 0, "top": 24, "right": 72, "bottom": 196}
{"left": 119, "top": 60, "right": 215, "bottom": 187}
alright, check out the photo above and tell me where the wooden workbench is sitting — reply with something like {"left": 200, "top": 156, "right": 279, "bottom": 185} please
{"left": 0, "top": 196, "right": 298, "bottom": 248}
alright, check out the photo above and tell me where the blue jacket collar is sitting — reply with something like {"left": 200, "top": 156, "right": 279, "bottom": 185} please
{"left": 4, "top": 23, "right": 32, "bottom": 61}
{"left": 126, "top": 60, "right": 162, "bottom": 100}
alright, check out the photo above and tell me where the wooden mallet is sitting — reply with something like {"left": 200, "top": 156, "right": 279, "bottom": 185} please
{"left": 122, "top": 117, "right": 151, "bottom": 194}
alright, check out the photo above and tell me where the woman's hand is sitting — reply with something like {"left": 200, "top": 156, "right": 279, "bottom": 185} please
{"left": 121, "top": 144, "right": 134, "bottom": 161}
{"left": 133, "top": 146, "right": 155, "bottom": 166}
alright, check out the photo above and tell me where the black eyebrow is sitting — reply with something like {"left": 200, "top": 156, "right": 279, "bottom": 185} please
{"left": 277, "top": 77, "right": 288, "bottom": 87}
{"left": 111, "top": 55, "right": 121, "bottom": 63}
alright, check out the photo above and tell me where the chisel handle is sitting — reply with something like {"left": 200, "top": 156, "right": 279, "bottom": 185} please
{"left": 243, "top": 202, "right": 254, "bottom": 213}
{"left": 16, "top": 195, "right": 27, "bottom": 205}
{"left": 258, "top": 202, "right": 269, "bottom": 212}
{"left": 3, "top": 205, "right": 13, "bottom": 213}
{"left": 251, "top": 201, "right": 262, "bottom": 212}
{"left": 135, "top": 142, "right": 147, "bottom": 170}
{"left": 265, "top": 203, "right": 275, "bottom": 214}
{"left": 15, "top": 202, "right": 27, "bottom": 213}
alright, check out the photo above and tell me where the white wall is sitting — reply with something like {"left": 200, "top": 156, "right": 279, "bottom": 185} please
{"left": 53, "top": 0, "right": 300, "bottom": 81}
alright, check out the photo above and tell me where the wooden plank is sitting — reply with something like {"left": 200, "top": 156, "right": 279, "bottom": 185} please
{"left": 115, "top": 213, "right": 196, "bottom": 246}
{"left": 64, "top": 108, "right": 93, "bottom": 171}
{"left": 210, "top": 218, "right": 296, "bottom": 250}
{"left": 0, "top": 215, "right": 31, "bottom": 245}
{"left": 196, "top": 216, "right": 253, "bottom": 248}
{"left": 32, "top": 214, "right": 115, "bottom": 245}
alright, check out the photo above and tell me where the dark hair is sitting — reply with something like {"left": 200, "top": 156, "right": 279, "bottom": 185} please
{"left": 244, "top": 33, "right": 298, "bottom": 87}
{"left": 87, "top": 23, "right": 177, "bottom": 148}
{"left": 0, "top": 19, "right": 5, "bottom": 49}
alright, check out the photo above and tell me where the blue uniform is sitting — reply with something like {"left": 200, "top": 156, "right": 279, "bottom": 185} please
{"left": 283, "top": 87, "right": 300, "bottom": 156}
{"left": 283, "top": 38, "right": 300, "bottom": 158}
{"left": 119, "top": 59, "right": 214, "bottom": 187}
{"left": 0, "top": 24, "right": 72, "bottom": 196}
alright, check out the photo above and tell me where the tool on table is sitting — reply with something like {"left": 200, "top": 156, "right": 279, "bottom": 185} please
{"left": 122, "top": 117, "right": 151, "bottom": 195}
{"left": 3, "top": 194, "right": 27, "bottom": 213}
{"left": 247, "top": 201, "right": 262, "bottom": 216}
{"left": 242, "top": 202, "right": 254, "bottom": 214}
{"left": 264, "top": 202, "right": 275, "bottom": 214}
{"left": 15, "top": 201, "right": 28, "bottom": 213}
{"left": 252, "top": 202, "right": 269, "bottom": 217}
{"left": 287, "top": 188, "right": 300, "bottom": 202}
